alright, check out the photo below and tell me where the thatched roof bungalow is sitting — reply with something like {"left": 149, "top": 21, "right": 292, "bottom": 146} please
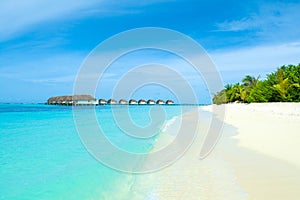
{"left": 119, "top": 99, "right": 127, "bottom": 104}
{"left": 138, "top": 99, "right": 147, "bottom": 105}
{"left": 147, "top": 99, "right": 155, "bottom": 104}
{"left": 99, "top": 99, "right": 107, "bottom": 105}
{"left": 129, "top": 99, "right": 137, "bottom": 105}
{"left": 156, "top": 99, "right": 165, "bottom": 104}
{"left": 166, "top": 100, "right": 174, "bottom": 105}
{"left": 107, "top": 99, "right": 117, "bottom": 104}
{"left": 47, "top": 95, "right": 98, "bottom": 105}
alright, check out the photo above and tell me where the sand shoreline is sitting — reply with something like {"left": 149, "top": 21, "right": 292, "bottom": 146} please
{"left": 219, "top": 103, "right": 300, "bottom": 200}
{"left": 139, "top": 103, "right": 300, "bottom": 199}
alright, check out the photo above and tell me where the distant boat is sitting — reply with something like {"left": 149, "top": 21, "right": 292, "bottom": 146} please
{"left": 138, "top": 99, "right": 147, "bottom": 105}
{"left": 129, "top": 99, "right": 138, "bottom": 105}
{"left": 166, "top": 100, "right": 174, "bottom": 105}
{"left": 156, "top": 99, "right": 165, "bottom": 104}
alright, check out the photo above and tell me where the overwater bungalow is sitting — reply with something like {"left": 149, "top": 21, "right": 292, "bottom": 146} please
{"left": 156, "top": 99, "right": 165, "bottom": 104}
{"left": 147, "top": 99, "right": 155, "bottom": 104}
{"left": 73, "top": 95, "right": 98, "bottom": 105}
{"left": 129, "top": 99, "right": 138, "bottom": 105}
{"left": 99, "top": 99, "right": 107, "bottom": 105}
{"left": 119, "top": 99, "right": 128, "bottom": 104}
{"left": 138, "top": 99, "right": 147, "bottom": 105}
{"left": 107, "top": 99, "right": 117, "bottom": 104}
{"left": 166, "top": 100, "right": 174, "bottom": 105}
{"left": 48, "top": 96, "right": 174, "bottom": 106}
{"left": 47, "top": 95, "right": 98, "bottom": 106}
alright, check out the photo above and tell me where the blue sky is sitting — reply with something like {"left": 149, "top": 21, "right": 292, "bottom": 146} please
{"left": 1, "top": 0, "right": 300, "bottom": 103}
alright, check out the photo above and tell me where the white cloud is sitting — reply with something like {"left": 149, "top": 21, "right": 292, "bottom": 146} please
{"left": 215, "top": 16, "right": 260, "bottom": 32}
{"left": 0, "top": 0, "right": 173, "bottom": 42}
{"left": 0, "top": 0, "right": 101, "bottom": 41}
{"left": 215, "top": 2, "right": 300, "bottom": 38}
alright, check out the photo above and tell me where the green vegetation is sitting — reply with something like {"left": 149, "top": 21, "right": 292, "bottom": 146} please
{"left": 213, "top": 64, "right": 300, "bottom": 104}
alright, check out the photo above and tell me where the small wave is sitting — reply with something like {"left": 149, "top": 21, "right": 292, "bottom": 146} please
{"left": 160, "top": 116, "right": 180, "bottom": 133}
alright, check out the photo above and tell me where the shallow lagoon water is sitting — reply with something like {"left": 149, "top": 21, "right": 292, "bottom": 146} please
{"left": 0, "top": 104, "right": 192, "bottom": 199}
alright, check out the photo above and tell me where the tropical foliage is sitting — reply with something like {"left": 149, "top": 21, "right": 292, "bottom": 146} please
{"left": 213, "top": 64, "right": 300, "bottom": 104}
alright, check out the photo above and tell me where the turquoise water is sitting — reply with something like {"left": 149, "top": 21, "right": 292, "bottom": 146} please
{"left": 0, "top": 104, "right": 190, "bottom": 199}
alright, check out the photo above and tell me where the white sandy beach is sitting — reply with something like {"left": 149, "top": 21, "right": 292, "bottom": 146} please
{"left": 132, "top": 103, "right": 300, "bottom": 200}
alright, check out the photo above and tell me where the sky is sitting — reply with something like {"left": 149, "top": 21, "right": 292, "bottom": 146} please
{"left": 0, "top": 0, "right": 300, "bottom": 103}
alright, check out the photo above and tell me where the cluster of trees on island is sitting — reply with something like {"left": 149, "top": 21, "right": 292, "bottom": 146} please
{"left": 213, "top": 64, "right": 300, "bottom": 104}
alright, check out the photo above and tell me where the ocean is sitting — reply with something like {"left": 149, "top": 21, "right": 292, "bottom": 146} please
{"left": 0, "top": 104, "right": 195, "bottom": 199}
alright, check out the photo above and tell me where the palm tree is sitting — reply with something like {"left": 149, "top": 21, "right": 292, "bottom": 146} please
{"left": 224, "top": 84, "right": 233, "bottom": 91}
{"left": 224, "top": 84, "right": 233, "bottom": 102}
{"left": 273, "top": 70, "right": 300, "bottom": 101}
{"left": 242, "top": 75, "right": 260, "bottom": 88}
{"left": 225, "top": 83, "right": 243, "bottom": 102}
{"left": 238, "top": 85, "right": 247, "bottom": 103}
